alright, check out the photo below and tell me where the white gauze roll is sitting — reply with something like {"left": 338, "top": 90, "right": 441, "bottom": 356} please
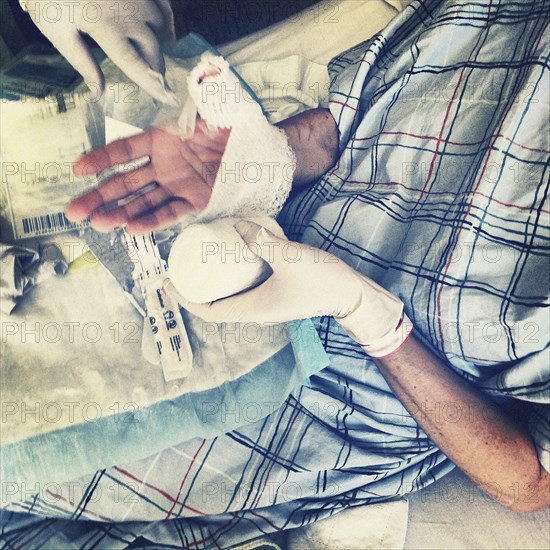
{"left": 168, "top": 216, "right": 286, "bottom": 304}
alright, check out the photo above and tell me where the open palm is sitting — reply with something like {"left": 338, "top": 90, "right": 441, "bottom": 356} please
{"left": 66, "top": 119, "right": 230, "bottom": 234}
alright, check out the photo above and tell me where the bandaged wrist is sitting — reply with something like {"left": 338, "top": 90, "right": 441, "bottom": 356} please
{"left": 186, "top": 54, "right": 296, "bottom": 221}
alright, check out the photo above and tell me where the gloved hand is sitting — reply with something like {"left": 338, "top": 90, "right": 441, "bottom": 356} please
{"left": 22, "top": 0, "right": 178, "bottom": 105}
{"left": 164, "top": 220, "right": 413, "bottom": 358}
{"left": 65, "top": 118, "right": 230, "bottom": 233}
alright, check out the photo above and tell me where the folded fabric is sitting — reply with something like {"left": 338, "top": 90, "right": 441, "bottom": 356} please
{"left": 234, "top": 55, "right": 330, "bottom": 123}
{"left": 0, "top": 241, "right": 67, "bottom": 315}
{"left": 1, "top": 256, "right": 328, "bottom": 487}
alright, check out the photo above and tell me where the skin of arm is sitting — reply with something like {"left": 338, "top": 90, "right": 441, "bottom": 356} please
{"left": 276, "top": 108, "right": 340, "bottom": 189}
{"left": 375, "top": 335, "right": 550, "bottom": 513}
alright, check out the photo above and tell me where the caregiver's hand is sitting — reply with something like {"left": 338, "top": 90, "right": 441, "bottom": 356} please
{"left": 165, "top": 220, "right": 411, "bottom": 357}
{"left": 65, "top": 119, "right": 230, "bottom": 233}
{"left": 23, "top": 0, "right": 178, "bottom": 105}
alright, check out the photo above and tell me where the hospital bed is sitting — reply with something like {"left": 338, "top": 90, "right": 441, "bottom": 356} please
{"left": 1, "top": 0, "right": 549, "bottom": 548}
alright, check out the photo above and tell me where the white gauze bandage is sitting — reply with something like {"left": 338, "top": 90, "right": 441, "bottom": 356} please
{"left": 186, "top": 54, "right": 296, "bottom": 221}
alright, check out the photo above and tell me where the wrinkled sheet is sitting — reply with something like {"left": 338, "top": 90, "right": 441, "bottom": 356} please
{"left": 0, "top": 241, "right": 67, "bottom": 315}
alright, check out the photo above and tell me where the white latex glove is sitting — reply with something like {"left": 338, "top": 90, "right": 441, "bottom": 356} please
{"left": 22, "top": 0, "right": 178, "bottom": 105}
{"left": 164, "top": 220, "right": 413, "bottom": 358}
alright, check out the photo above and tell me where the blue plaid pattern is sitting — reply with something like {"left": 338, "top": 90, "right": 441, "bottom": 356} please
{"left": 1, "top": 0, "right": 548, "bottom": 547}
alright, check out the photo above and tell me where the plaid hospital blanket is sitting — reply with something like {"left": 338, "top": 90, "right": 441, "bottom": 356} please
{"left": 1, "top": 0, "right": 549, "bottom": 548}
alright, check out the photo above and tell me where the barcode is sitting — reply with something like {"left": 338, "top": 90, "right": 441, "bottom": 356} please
{"left": 21, "top": 212, "right": 88, "bottom": 236}
{"left": 171, "top": 334, "right": 182, "bottom": 361}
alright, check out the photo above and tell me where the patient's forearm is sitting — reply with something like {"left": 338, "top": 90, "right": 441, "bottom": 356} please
{"left": 375, "top": 336, "right": 550, "bottom": 513}
{"left": 276, "top": 108, "right": 339, "bottom": 189}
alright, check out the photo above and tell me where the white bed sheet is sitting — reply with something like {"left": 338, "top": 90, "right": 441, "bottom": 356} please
{"left": 405, "top": 468, "right": 550, "bottom": 550}
{"left": 220, "top": 0, "right": 401, "bottom": 66}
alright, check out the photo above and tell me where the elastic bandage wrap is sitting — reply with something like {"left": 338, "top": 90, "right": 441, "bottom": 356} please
{"left": 186, "top": 54, "right": 296, "bottom": 221}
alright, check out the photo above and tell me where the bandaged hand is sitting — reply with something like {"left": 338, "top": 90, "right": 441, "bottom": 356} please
{"left": 65, "top": 119, "right": 230, "bottom": 234}
{"left": 23, "top": 0, "right": 178, "bottom": 105}
{"left": 165, "top": 220, "right": 412, "bottom": 358}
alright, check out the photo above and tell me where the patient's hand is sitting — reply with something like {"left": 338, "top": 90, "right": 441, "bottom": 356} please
{"left": 65, "top": 119, "right": 230, "bottom": 234}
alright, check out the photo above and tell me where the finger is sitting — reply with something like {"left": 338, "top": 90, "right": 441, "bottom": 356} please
{"left": 90, "top": 31, "right": 178, "bottom": 106}
{"left": 74, "top": 132, "right": 153, "bottom": 177}
{"left": 66, "top": 164, "right": 158, "bottom": 222}
{"left": 128, "top": 25, "right": 165, "bottom": 76}
{"left": 126, "top": 200, "right": 194, "bottom": 234}
{"left": 47, "top": 30, "right": 104, "bottom": 91}
{"left": 89, "top": 185, "right": 170, "bottom": 232}
{"left": 153, "top": 0, "right": 176, "bottom": 44}
{"left": 233, "top": 220, "right": 264, "bottom": 247}
{"left": 163, "top": 279, "right": 242, "bottom": 323}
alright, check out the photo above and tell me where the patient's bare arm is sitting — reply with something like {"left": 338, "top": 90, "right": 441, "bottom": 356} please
{"left": 375, "top": 336, "right": 550, "bottom": 513}
{"left": 276, "top": 108, "right": 339, "bottom": 189}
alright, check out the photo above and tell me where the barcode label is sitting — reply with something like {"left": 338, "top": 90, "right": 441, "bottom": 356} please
{"left": 21, "top": 212, "right": 88, "bottom": 236}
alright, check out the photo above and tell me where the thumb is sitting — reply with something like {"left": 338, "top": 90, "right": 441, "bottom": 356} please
{"left": 163, "top": 278, "right": 191, "bottom": 307}
{"left": 162, "top": 278, "right": 189, "bottom": 309}
{"left": 233, "top": 220, "right": 263, "bottom": 246}
{"left": 234, "top": 220, "right": 289, "bottom": 269}
{"left": 52, "top": 31, "right": 105, "bottom": 92}
{"left": 163, "top": 276, "right": 214, "bottom": 316}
